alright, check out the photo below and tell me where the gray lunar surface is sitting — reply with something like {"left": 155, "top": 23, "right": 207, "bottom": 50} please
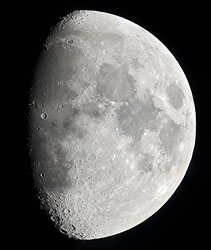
{"left": 29, "top": 10, "right": 196, "bottom": 239}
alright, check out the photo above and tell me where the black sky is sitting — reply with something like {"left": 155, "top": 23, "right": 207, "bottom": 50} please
{"left": 12, "top": 1, "right": 209, "bottom": 249}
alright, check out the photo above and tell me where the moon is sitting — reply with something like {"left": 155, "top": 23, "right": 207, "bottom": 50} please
{"left": 28, "top": 10, "right": 196, "bottom": 240}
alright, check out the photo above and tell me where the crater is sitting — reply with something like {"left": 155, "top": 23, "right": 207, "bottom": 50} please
{"left": 166, "top": 83, "right": 184, "bottom": 110}
{"left": 41, "top": 112, "right": 48, "bottom": 120}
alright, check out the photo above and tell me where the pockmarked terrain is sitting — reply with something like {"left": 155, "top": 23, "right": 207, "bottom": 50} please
{"left": 28, "top": 10, "right": 196, "bottom": 239}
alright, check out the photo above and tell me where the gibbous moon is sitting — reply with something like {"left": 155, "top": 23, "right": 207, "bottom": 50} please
{"left": 28, "top": 10, "right": 196, "bottom": 240}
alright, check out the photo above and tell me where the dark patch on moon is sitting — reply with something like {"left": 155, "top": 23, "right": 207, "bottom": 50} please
{"left": 33, "top": 104, "right": 83, "bottom": 140}
{"left": 101, "top": 32, "right": 123, "bottom": 45}
{"left": 32, "top": 43, "right": 87, "bottom": 106}
{"left": 31, "top": 132, "right": 73, "bottom": 192}
{"left": 96, "top": 63, "right": 135, "bottom": 101}
{"left": 62, "top": 118, "right": 87, "bottom": 139}
{"left": 166, "top": 83, "right": 184, "bottom": 110}
{"left": 137, "top": 155, "right": 154, "bottom": 174}
{"left": 131, "top": 57, "right": 143, "bottom": 71}
{"left": 117, "top": 96, "right": 161, "bottom": 141}
{"left": 81, "top": 102, "right": 103, "bottom": 118}
{"left": 30, "top": 103, "right": 88, "bottom": 192}
{"left": 159, "top": 118, "right": 183, "bottom": 155}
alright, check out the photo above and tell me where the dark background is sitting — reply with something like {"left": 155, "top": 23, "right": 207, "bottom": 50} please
{"left": 11, "top": 1, "right": 208, "bottom": 249}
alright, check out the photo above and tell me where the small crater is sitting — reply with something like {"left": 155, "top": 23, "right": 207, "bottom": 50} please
{"left": 87, "top": 153, "right": 96, "bottom": 162}
{"left": 101, "top": 41, "right": 106, "bottom": 46}
{"left": 63, "top": 209, "right": 70, "bottom": 214}
{"left": 41, "top": 112, "right": 48, "bottom": 120}
{"left": 51, "top": 215, "right": 61, "bottom": 225}
{"left": 60, "top": 228, "right": 68, "bottom": 234}
{"left": 40, "top": 173, "right": 45, "bottom": 178}
{"left": 67, "top": 39, "right": 74, "bottom": 45}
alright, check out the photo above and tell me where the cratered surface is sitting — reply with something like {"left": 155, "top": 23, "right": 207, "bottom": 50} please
{"left": 28, "top": 10, "right": 196, "bottom": 239}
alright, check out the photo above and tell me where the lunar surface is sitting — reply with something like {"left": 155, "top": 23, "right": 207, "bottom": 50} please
{"left": 28, "top": 10, "right": 196, "bottom": 240}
